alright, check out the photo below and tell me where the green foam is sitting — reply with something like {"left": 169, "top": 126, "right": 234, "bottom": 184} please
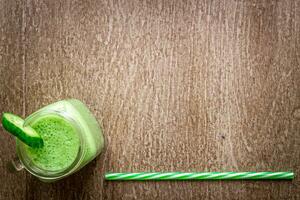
{"left": 25, "top": 115, "right": 80, "bottom": 171}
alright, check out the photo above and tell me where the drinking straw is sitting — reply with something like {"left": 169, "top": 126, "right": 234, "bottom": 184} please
{"left": 105, "top": 172, "right": 294, "bottom": 181}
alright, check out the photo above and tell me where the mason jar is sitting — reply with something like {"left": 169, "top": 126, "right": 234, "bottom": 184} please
{"left": 13, "top": 99, "right": 104, "bottom": 182}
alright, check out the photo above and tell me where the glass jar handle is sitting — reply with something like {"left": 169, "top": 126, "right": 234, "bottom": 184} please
{"left": 8, "top": 156, "right": 24, "bottom": 172}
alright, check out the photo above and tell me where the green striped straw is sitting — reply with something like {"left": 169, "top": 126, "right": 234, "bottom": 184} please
{"left": 105, "top": 172, "right": 294, "bottom": 181}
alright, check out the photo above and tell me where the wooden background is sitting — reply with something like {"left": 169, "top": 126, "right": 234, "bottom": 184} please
{"left": 0, "top": 0, "right": 299, "bottom": 199}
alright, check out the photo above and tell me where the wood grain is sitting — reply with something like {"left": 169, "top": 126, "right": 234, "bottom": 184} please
{"left": 0, "top": 0, "right": 27, "bottom": 199}
{"left": 1, "top": 0, "right": 300, "bottom": 199}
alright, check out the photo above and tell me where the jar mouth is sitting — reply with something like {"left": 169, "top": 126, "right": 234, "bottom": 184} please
{"left": 17, "top": 109, "right": 86, "bottom": 180}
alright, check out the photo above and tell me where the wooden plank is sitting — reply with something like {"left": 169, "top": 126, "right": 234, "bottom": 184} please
{"left": 23, "top": 0, "right": 107, "bottom": 199}
{"left": 100, "top": 1, "right": 300, "bottom": 199}
{"left": 2, "top": 0, "right": 299, "bottom": 199}
{"left": 0, "top": 0, "right": 27, "bottom": 199}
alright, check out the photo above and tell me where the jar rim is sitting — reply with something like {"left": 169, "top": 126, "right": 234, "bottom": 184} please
{"left": 16, "top": 109, "right": 86, "bottom": 180}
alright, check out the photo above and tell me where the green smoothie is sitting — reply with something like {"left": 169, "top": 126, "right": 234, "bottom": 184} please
{"left": 24, "top": 115, "right": 80, "bottom": 171}
{"left": 15, "top": 99, "right": 104, "bottom": 181}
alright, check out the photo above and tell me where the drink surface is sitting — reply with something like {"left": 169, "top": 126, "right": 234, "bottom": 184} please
{"left": 25, "top": 114, "right": 80, "bottom": 171}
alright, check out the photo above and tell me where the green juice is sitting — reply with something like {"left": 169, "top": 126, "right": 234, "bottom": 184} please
{"left": 16, "top": 99, "right": 104, "bottom": 181}
{"left": 25, "top": 115, "right": 80, "bottom": 171}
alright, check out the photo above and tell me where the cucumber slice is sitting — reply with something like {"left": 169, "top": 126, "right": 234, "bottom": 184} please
{"left": 2, "top": 113, "right": 43, "bottom": 148}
